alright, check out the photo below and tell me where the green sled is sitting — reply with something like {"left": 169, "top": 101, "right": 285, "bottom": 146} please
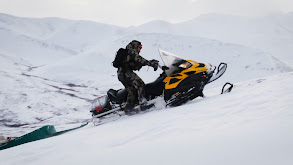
{"left": 0, "top": 123, "right": 88, "bottom": 151}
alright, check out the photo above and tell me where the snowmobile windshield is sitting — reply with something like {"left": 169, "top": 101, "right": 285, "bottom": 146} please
{"left": 159, "top": 49, "right": 190, "bottom": 76}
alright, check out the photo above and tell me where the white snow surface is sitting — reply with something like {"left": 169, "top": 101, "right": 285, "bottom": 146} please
{"left": 1, "top": 72, "right": 293, "bottom": 165}
{"left": 0, "top": 13, "right": 293, "bottom": 164}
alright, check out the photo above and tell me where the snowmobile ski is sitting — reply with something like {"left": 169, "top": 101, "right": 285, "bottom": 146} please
{"left": 221, "top": 82, "right": 234, "bottom": 94}
{"left": 207, "top": 63, "right": 227, "bottom": 84}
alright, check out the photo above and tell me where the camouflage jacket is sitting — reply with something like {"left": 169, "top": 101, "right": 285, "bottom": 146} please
{"left": 118, "top": 45, "right": 151, "bottom": 73}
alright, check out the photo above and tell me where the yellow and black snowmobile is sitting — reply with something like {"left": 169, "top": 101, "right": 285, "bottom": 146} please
{"left": 90, "top": 49, "right": 231, "bottom": 119}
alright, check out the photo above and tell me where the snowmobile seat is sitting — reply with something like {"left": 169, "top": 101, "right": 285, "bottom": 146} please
{"left": 107, "top": 89, "right": 127, "bottom": 104}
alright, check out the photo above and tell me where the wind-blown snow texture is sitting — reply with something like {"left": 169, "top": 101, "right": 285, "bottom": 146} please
{"left": 0, "top": 13, "right": 292, "bottom": 165}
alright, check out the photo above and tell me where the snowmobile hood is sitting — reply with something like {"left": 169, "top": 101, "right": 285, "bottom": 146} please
{"left": 158, "top": 49, "right": 212, "bottom": 90}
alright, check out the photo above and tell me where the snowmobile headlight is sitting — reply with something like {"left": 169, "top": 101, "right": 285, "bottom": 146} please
{"left": 179, "top": 62, "right": 192, "bottom": 69}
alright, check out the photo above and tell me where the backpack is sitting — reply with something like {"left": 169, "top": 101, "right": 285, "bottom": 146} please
{"left": 113, "top": 48, "right": 128, "bottom": 68}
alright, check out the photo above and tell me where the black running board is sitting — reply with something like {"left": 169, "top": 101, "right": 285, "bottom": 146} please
{"left": 92, "top": 107, "right": 122, "bottom": 118}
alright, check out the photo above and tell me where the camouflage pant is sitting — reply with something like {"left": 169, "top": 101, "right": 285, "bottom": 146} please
{"left": 118, "top": 70, "right": 146, "bottom": 105}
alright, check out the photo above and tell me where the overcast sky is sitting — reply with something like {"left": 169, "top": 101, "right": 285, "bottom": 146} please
{"left": 0, "top": 0, "right": 293, "bottom": 27}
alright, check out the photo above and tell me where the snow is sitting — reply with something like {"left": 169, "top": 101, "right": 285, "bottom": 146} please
{"left": 137, "top": 13, "right": 293, "bottom": 67}
{"left": 0, "top": 13, "right": 293, "bottom": 165}
{"left": 1, "top": 72, "right": 293, "bottom": 165}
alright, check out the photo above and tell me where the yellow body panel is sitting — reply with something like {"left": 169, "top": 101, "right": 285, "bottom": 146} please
{"left": 163, "top": 60, "right": 208, "bottom": 90}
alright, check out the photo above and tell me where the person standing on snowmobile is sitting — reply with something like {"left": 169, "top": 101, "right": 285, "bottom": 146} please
{"left": 117, "top": 40, "right": 159, "bottom": 113}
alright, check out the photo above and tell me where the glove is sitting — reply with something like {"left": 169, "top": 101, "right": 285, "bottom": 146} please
{"left": 149, "top": 59, "right": 159, "bottom": 71}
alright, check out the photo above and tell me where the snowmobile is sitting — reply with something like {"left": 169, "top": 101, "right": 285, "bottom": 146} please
{"left": 90, "top": 49, "right": 231, "bottom": 119}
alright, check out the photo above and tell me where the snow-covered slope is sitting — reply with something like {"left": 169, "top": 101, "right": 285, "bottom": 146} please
{"left": 31, "top": 32, "right": 291, "bottom": 90}
{"left": 137, "top": 13, "right": 293, "bottom": 67}
{"left": 0, "top": 28, "right": 77, "bottom": 65}
{"left": 0, "top": 13, "right": 292, "bottom": 135}
{"left": 0, "top": 14, "right": 77, "bottom": 65}
{"left": 46, "top": 20, "right": 127, "bottom": 52}
{"left": 0, "top": 13, "right": 72, "bottom": 40}
{"left": 0, "top": 13, "right": 127, "bottom": 65}
{"left": 0, "top": 51, "right": 93, "bottom": 136}
{"left": 1, "top": 72, "right": 292, "bottom": 165}
{"left": 0, "top": 13, "right": 292, "bottom": 164}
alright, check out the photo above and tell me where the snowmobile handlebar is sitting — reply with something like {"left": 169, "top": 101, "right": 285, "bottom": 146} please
{"left": 157, "top": 63, "right": 170, "bottom": 71}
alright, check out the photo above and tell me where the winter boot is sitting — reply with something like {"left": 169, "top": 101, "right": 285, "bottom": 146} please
{"left": 124, "top": 103, "right": 134, "bottom": 115}
{"left": 139, "top": 97, "right": 147, "bottom": 106}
